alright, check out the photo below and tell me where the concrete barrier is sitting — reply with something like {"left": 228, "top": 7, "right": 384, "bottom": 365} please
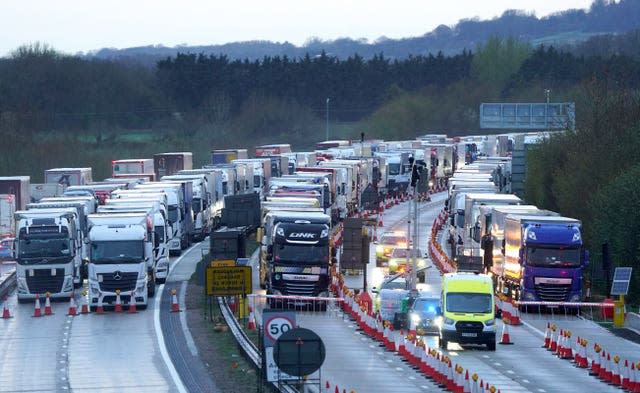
{"left": 625, "top": 312, "right": 640, "bottom": 331}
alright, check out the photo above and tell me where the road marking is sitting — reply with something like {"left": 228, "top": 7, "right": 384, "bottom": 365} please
{"left": 155, "top": 243, "right": 204, "bottom": 393}
{"left": 494, "top": 362, "right": 502, "bottom": 366}
{"left": 522, "top": 379, "right": 530, "bottom": 383}
{"left": 538, "top": 389, "right": 546, "bottom": 392}
{"left": 178, "top": 280, "right": 198, "bottom": 356}
{"left": 507, "top": 370, "right": 515, "bottom": 374}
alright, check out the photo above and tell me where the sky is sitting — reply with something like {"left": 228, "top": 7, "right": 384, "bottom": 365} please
{"left": 0, "top": 0, "right": 596, "bottom": 57}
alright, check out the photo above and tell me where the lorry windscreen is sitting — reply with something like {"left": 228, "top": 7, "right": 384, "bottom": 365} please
{"left": 168, "top": 206, "right": 179, "bottom": 223}
{"left": 388, "top": 163, "right": 401, "bottom": 176}
{"left": 274, "top": 244, "right": 328, "bottom": 263}
{"left": 90, "top": 241, "right": 144, "bottom": 263}
{"left": 18, "top": 237, "right": 72, "bottom": 262}
{"left": 253, "top": 175, "right": 262, "bottom": 188}
{"left": 154, "top": 226, "right": 165, "bottom": 243}
{"left": 192, "top": 198, "right": 202, "bottom": 214}
{"left": 526, "top": 247, "right": 580, "bottom": 267}
{"left": 446, "top": 293, "right": 492, "bottom": 314}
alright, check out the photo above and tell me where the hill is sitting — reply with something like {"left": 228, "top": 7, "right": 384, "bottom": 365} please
{"left": 87, "top": 0, "right": 640, "bottom": 65}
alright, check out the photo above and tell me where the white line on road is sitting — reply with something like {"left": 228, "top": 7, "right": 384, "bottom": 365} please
{"left": 153, "top": 244, "right": 203, "bottom": 393}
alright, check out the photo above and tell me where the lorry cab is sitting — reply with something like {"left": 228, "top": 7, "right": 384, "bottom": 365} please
{"left": 438, "top": 272, "right": 496, "bottom": 350}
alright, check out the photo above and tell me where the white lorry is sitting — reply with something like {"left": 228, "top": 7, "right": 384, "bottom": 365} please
{"left": 162, "top": 174, "right": 212, "bottom": 242}
{"left": 133, "top": 183, "right": 186, "bottom": 254}
{"left": 14, "top": 208, "right": 82, "bottom": 300}
{"left": 98, "top": 200, "right": 170, "bottom": 283}
{"left": 87, "top": 212, "right": 156, "bottom": 309}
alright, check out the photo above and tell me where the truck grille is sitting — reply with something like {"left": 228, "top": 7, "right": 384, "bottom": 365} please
{"left": 283, "top": 281, "right": 318, "bottom": 296}
{"left": 455, "top": 321, "right": 484, "bottom": 334}
{"left": 99, "top": 272, "right": 138, "bottom": 293}
{"left": 534, "top": 283, "right": 572, "bottom": 302}
{"left": 26, "top": 268, "right": 65, "bottom": 294}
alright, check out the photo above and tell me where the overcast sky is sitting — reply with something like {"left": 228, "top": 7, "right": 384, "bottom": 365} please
{"left": 0, "top": 0, "right": 595, "bottom": 57}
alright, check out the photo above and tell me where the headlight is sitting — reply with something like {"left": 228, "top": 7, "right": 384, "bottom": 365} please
{"left": 276, "top": 227, "right": 284, "bottom": 236}
{"left": 569, "top": 294, "right": 581, "bottom": 302}
{"left": 524, "top": 291, "right": 536, "bottom": 300}
{"left": 411, "top": 313, "right": 421, "bottom": 323}
{"left": 443, "top": 317, "right": 454, "bottom": 325}
{"left": 484, "top": 319, "right": 495, "bottom": 326}
{"left": 272, "top": 289, "right": 283, "bottom": 296}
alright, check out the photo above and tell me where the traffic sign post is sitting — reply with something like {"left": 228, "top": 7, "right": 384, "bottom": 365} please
{"left": 205, "top": 266, "right": 252, "bottom": 296}
{"left": 262, "top": 310, "right": 297, "bottom": 383}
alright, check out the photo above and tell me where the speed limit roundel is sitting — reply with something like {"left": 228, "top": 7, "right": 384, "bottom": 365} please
{"left": 265, "top": 316, "right": 295, "bottom": 342}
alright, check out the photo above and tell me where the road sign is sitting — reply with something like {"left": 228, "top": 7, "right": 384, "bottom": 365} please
{"left": 263, "top": 310, "right": 296, "bottom": 347}
{"left": 210, "top": 259, "right": 236, "bottom": 267}
{"left": 205, "top": 266, "right": 252, "bottom": 296}
{"left": 611, "top": 267, "right": 633, "bottom": 296}
{"left": 274, "top": 327, "right": 326, "bottom": 377}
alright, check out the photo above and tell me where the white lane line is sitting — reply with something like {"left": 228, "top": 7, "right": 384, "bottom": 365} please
{"left": 179, "top": 280, "right": 198, "bottom": 356}
{"left": 154, "top": 243, "right": 202, "bottom": 393}
{"left": 154, "top": 283, "right": 186, "bottom": 393}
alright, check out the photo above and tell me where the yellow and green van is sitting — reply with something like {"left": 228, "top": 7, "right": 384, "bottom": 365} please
{"left": 438, "top": 272, "right": 496, "bottom": 350}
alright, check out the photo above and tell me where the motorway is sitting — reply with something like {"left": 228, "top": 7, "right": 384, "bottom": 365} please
{"left": 251, "top": 192, "right": 635, "bottom": 392}
{"left": 0, "top": 192, "right": 638, "bottom": 392}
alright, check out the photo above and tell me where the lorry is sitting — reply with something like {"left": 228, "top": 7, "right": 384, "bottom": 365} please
{"left": 44, "top": 168, "right": 92, "bottom": 186}
{"left": 211, "top": 149, "right": 248, "bottom": 164}
{"left": 97, "top": 201, "right": 170, "bottom": 283}
{"left": 0, "top": 194, "right": 16, "bottom": 238}
{"left": 30, "top": 183, "right": 67, "bottom": 203}
{"left": 112, "top": 159, "right": 155, "bottom": 180}
{"left": 0, "top": 176, "right": 30, "bottom": 211}
{"left": 500, "top": 215, "right": 587, "bottom": 303}
{"left": 14, "top": 208, "right": 82, "bottom": 300}
{"left": 254, "top": 144, "right": 291, "bottom": 157}
{"left": 231, "top": 158, "right": 272, "bottom": 198}
{"left": 133, "top": 182, "right": 189, "bottom": 253}
{"left": 177, "top": 168, "right": 225, "bottom": 229}
{"left": 457, "top": 193, "right": 522, "bottom": 262}
{"left": 438, "top": 272, "right": 496, "bottom": 350}
{"left": 86, "top": 212, "right": 156, "bottom": 309}
{"left": 26, "top": 198, "right": 95, "bottom": 265}
{"left": 260, "top": 210, "right": 332, "bottom": 310}
{"left": 153, "top": 152, "right": 193, "bottom": 180}
{"left": 162, "top": 174, "right": 211, "bottom": 242}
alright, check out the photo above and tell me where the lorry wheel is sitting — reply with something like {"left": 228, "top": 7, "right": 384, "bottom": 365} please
{"left": 487, "top": 340, "right": 496, "bottom": 351}
{"left": 439, "top": 337, "right": 448, "bottom": 349}
{"left": 156, "top": 278, "right": 166, "bottom": 284}
{"left": 148, "top": 280, "right": 156, "bottom": 298}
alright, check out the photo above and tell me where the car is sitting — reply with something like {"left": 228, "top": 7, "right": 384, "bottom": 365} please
{"left": 375, "top": 231, "right": 408, "bottom": 267}
{"left": 387, "top": 247, "right": 427, "bottom": 274}
{"left": 0, "top": 237, "right": 14, "bottom": 261}
{"left": 372, "top": 266, "right": 433, "bottom": 329}
{"left": 409, "top": 294, "right": 440, "bottom": 336}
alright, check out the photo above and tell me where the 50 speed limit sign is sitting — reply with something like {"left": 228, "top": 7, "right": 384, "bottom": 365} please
{"left": 262, "top": 310, "right": 296, "bottom": 347}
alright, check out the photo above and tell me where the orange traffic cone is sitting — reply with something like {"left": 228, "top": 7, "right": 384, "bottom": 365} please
{"left": 67, "top": 295, "right": 77, "bottom": 316}
{"left": 33, "top": 294, "right": 42, "bottom": 317}
{"left": 128, "top": 291, "right": 138, "bottom": 313}
{"left": 2, "top": 295, "right": 11, "bottom": 319}
{"left": 96, "top": 296, "right": 105, "bottom": 314}
{"left": 542, "top": 322, "right": 551, "bottom": 348}
{"left": 247, "top": 309, "right": 256, "bottom": 330}
{"left": 325, "top": 380, "right": 330, "bottom": 392}
{"left": 44, "top": 292, "right": 53, "bottom": 315}
{"left": 80, "top": 291, "right": 90, "bottom": 314}
{"left": 171, "top": 288, "right": 180, "bottom": 312}
{"left": 499, "top": 323, "right": 513, "bottom": 345}
{"left": 378, "top": 214, "right": 384, "bottom": 227}
{"left": 114, "top": 290, "right": 123, "bottom": 313}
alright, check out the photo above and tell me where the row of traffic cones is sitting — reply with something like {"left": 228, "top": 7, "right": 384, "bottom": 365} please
{"left": 335, "top": 273, "right": 502, "bottom": 392}
{"left": 27, "top": 287, "right": 182, "bottom": 317}
{"left": 324, "top": 380, "right": 356, "bottom": 393}
{"left": 543, "top": 322, "right": 640, "bottom": 391}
